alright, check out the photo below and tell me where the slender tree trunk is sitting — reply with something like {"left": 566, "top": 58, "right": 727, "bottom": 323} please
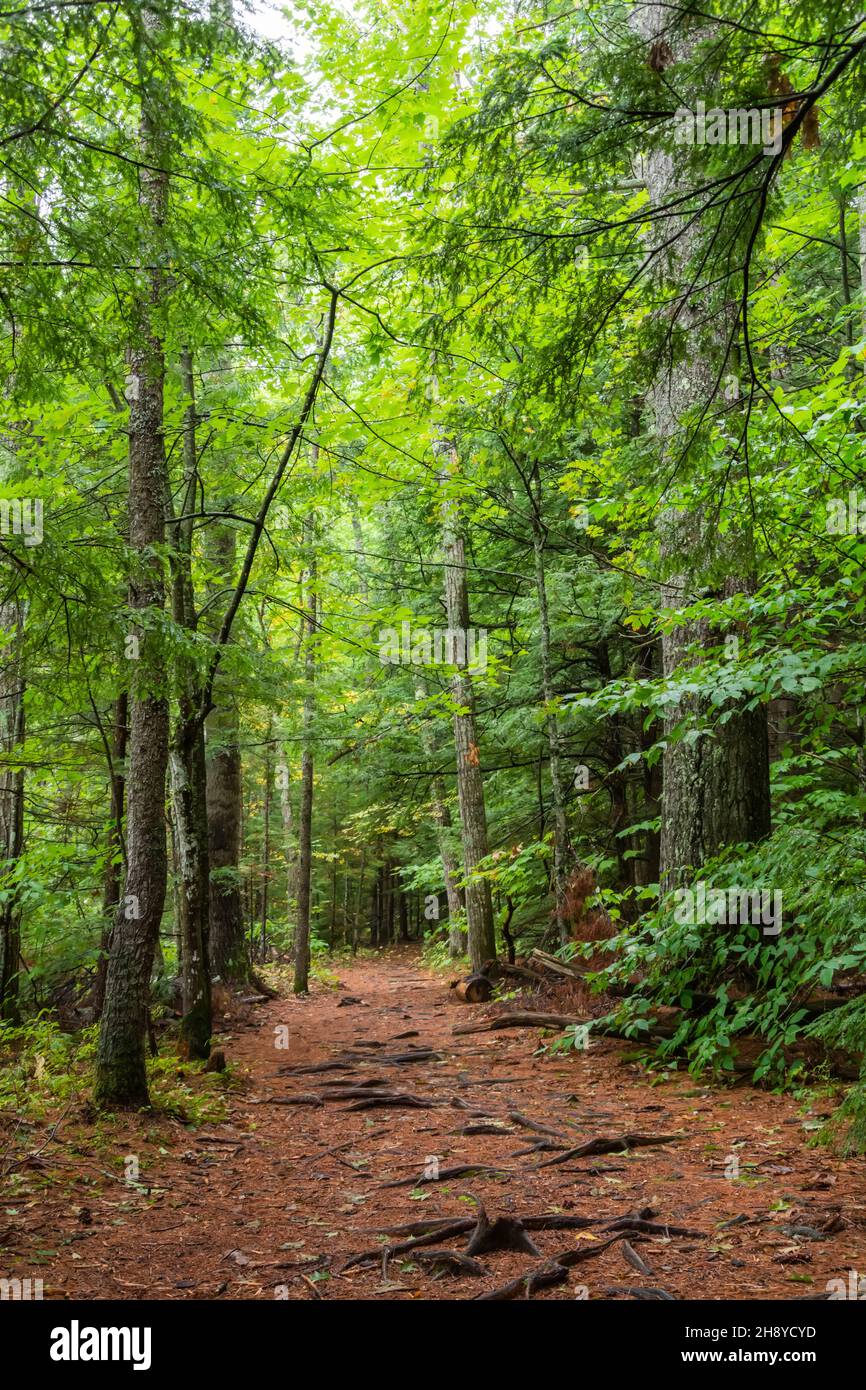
{"left": 416, "top": 676, "right": 465, "bottom": 954}
{"left": 439, "top": 449, "right": 496, "bottom": 969}
{"left": 353, "top": 850, "right": 366, "bottom": 954}
{"left": 93, "top": 691, "right": 128, "bottom": 1018}
{"left": 0, "top": 598, "right": 25, "bottom": 1022}
{"left": 293, "top": 515, "right": 316, "bottom": 994}
{"left": 260, "top": 731, "right": 272, "bottom": 959}
{"left": 341, "top": 868, "right": 349, "bottom": 944}
{"left": 398, "top": 887, "right": 408, "bottom": 942}
{"left": 370, "top": 864, "right": 381, "bottom": 947}
{"left": 276, "top": 744, "right": 296, "bottom": 933}
{"left": 205, "top": 521, "right": 247, "bottom": 984}
{"left": 95, "top": 6, "right": 170, "bottom": 1106}
{"left": 530, "top": 472, "right": 571, "bottom": 945}
{"left": 328, "top": 812, "right": 338, "bottom": 950}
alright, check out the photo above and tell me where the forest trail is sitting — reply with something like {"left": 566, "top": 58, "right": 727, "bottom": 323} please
{"left": 7, "top": 948, "right": 866, "bottom": 1301}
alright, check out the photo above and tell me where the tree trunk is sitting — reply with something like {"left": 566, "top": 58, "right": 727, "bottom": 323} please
{"left": 353, "top": 850, "right": 366, "bottom": 954}
{"left": 439, "top": 448, "right": 496, "bottom": 970}
{"left": 276, "top": 744, "right": 296, "bottom": 933}
{"left": 204, "top": 520, "right": 247, "bottom": 984}
{"left": 328, "top": 813, "right": 338, "bottom": 950}
{"left": 416, "top": 676, "right": 465, "bottom": 955}
{"left": 0, "top": 598, "right": 25, "bottom": 1022}
{"left": 398, "top": 887, "right": 409, "bottom": 942}
{"left": 169, "top": 347, "right": 211, "bottom": 1060}
{"left": 95, "top": 5, "right": 170, "bottom": 1106}
{"left": 260, "top": 731, "right": 272, "bottom": 959}
{"left": 632, "top": 3, "right": 771, "bottom": 887}
{"left": 530, "top": 473, "right": 571, "bottom": 945}
{"left": 293, "top": 514, "right": 316, "bottom": 994}
{"left": 93, "top": 691, "right": 128, "bottom": 1018}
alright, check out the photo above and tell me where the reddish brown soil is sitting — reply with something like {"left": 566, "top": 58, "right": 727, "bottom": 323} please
{"left": 3, "top": 946, "right": 866, "bottom": 1300}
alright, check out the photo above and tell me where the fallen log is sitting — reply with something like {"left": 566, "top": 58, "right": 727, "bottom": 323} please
{"left": 492, "top": 962, "right": 548, "bottom": 986}
{"left": 450, "top": 973, "right": 494, "bottom": 1004}
{"left": 529, "top": 949, "right": 584, "bottom": 979}
{"left": 453, "top": 1010, "right": 584, "bottom": 1036}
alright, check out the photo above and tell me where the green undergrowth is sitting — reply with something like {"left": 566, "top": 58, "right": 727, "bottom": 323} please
{"left": 0, "top": 1014, "right": 235, "bottom": 1127}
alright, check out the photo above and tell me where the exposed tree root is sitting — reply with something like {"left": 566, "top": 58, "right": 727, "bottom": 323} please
{"left": 463, "top": 1199, "right": 542, "bottom": 1257}
{"left": 534, "top": 1133, "right": 682, "bottom": 1168}
{"left": 412, "top": 1249, "right": 486, "bottom": 1276}
{"left": 380, "top": 1162, "right": 512, "bottom": 1188}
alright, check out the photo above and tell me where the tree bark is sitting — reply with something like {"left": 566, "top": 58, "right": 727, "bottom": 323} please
{"left": 293, "top": 513, "right": 316, "bottom": 994}
{"left": 260, "top": 729, "right": 272, "bottom": 959}
{"left": 204, "top": 519, "right": 247, "bottom": 984}
{"left": 632, "top": 3, "right": 771, "bottom": 887}
{"left": 95, "top": 4, "right": 170, "bottom": 1106}
{"left": 530, "top": 469, "right": 571, "bottom": 945}
{"left": 0, "top": 598, "right": 25, "bottom": 1022}
{"left": 168, "top": 347, "right": 211, "bottom": 1059}
{"left": 416, "top": 676, "right": 465, "bottom": 954}
{"left": 439, "top": 448, "right": 496, "bottom": 970}
{"left": 93, "top": 691, "right": 128, "bottom": 1018}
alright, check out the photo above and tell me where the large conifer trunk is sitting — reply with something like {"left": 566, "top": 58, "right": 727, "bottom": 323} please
{"left": 95, "top": 6, "right": 170, "bottom": 1106}
{"left": 169, "top": 348, "right": 211, "bottom": 1059}
{"left": 632, "top": 2, "right": 771, "bottom": 885}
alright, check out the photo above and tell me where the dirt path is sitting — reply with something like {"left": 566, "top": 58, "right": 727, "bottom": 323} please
{"left": 5, "top": 946, "right": 866, "bottom": 1300}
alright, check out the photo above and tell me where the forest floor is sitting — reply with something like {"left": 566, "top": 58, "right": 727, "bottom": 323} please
{"left": 2, "top": 945, "right": 866, "bottom": 1301}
